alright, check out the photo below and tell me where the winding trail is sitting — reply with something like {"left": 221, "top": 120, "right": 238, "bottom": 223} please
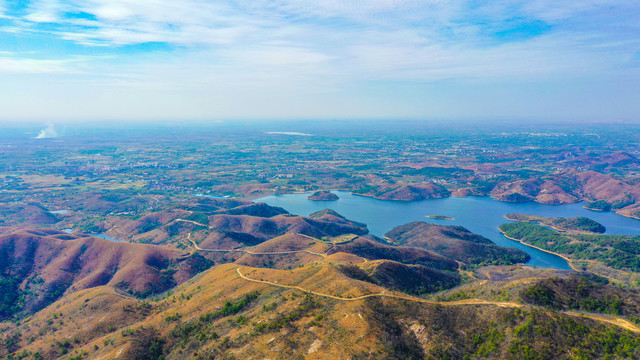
{"left": 236, "top": 267, "right": 521, "bottom": 306}
{"left": 187, "top": 234, "right": 328, "bottom": 258}
{"left": 564, "top": 311, "right": 640, "bottom": 333}
{"left": 237, "top": 267, "right": 392, "bottom": 301}
{"left": 235, "top": 267, "right": 640, "bottom": 333}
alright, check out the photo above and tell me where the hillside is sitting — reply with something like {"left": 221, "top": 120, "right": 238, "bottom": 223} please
{"left": 519, "top": 274, "right": 640, "bottom": 319}
{"left": 0, "top": 203, "right": 60, "bottom": 227}
{"left": 332, "top": 236, "right": 459, "bottom": 270}
{"left": 354, "top": 182, "right": 450, "bottom": 201}
{"left": 0, "top": 228, "right": 211, "bottom": 320}
{"left": 490, "top": 178, "right": 579, "bottom": 204}
{"left": 486, "top": 170, "right": 640, "bottom": 220}
{"left": 340, "top": 260, "right": 461, "bottom": 295}
{"left": 2, "top": 262, "right": 640, "bottom": 360}
{"left": 384, "top": 222, "right": 530, "bottom": 266}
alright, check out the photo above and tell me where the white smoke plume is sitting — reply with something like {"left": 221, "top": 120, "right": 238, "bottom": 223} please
{"left": 35, "top": 123, "right": 58, "bottom": 139}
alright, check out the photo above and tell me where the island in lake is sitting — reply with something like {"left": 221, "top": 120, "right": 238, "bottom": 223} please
{"left": 308, "top": 190, "right": 339, "bottom": 201}
{"left": 426, "top": 214, "right": 455, "bottom": 220}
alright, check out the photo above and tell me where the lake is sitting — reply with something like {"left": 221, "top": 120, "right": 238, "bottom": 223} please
{"left": 61, "top": 229, "right": 124, "bottom": 242}
{"left": 254, "top": 191, "right": 640, "bottom": 270}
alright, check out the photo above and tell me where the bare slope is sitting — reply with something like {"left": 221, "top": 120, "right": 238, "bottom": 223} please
{"left": 0, "top": 227, "right": 210, "bottom": 319}
{"left": 3, "top": 263, "right": 640, "bottom": 360}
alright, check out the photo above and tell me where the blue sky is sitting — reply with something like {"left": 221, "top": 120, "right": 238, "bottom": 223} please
{"left": 0, "top": 0, "right": 639, "bottom": 122}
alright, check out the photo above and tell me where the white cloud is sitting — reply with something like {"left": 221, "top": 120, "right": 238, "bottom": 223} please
{"left": 69, "top": 0, "right": 253, "bottom": 45}
{"left": 16, "top": 0, "right": 255, "bottom": 46}
{"left": 25, "top": 0, "right": 65, "bottom": 23}
{"left": 0, "top": 54, "right": 97, "bottom": 74}
{"left": 230, "top": 46, "right": 332, "bottom": 66}
{"left": 0, "top": 57, "right": 70, "bottom": 74}
{"left": 9, "top": 0, "right": 637, "bottom": 86}
{"left": 1, "top": 0, "right": 639, "bottom": 121}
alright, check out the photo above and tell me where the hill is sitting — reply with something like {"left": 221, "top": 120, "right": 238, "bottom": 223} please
{"left": 505, "top": 213, "right": 606, "bottom": 233}
{"left": 354, "top": 182, "right": 450, "bottom": 201}
{"left": 0, "top": 203, "right": 60, "bottom": 227}
{"left": 308, "top": 191, "right": 339, "bottom": 201}
{"left": 0, "top": 228, "right": 211, "bottom": 320}
{"left": 339, "top": 260, "right": 461, "bottom": 295}
{"left": 332, "top": 236, "right": 459, "bottom": 270}
{"left": 3, "top": 262, "right": 640, "bottom": 360}
{"left": 86, "top": 200, "right": 368, "bottom": 251}
{"left": 486, "top": 170, "right": 640, "bottom": 220}
{"left": 232, "top": 233, "right": 460, "bottom": 279}
{"left": 384, "top": 222, "right": 530, "bottom": 266}
{"left": 3, "top": 202, "right": 640, "bottom": 359}
{"left": 490, "top": 178, "right": 579, "bottom": 204}
{"left": 519, "top": 274, "right": 640, "bottom": 319}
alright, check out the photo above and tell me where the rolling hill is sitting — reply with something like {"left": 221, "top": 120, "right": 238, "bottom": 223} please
{"left": 0, "top": 227, "right": 210, "bottom": 320}
{"left": 384, "top": 221, "right": 530, "bottom": 266}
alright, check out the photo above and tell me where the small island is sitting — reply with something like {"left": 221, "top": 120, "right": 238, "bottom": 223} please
{"left": 426, "top": 215, "right": 455, "bottom": 220}
{"left": 505, "top": 213, "right": 605, "bottom": 233}
{"left": 308, "top": 191, "right": 339, "bottom": 201}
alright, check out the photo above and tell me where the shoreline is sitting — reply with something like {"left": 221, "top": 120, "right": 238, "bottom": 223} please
{"left": 498, "top": 228, "right": 579, "bottom": 271}
{"left": 583, "top": 205, "right": 607, "bottom": 212}
{"left": 616, "top": 211, "right": 640, "bottom": 221}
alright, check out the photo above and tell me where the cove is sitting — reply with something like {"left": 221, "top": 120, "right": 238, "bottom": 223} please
{"left": 254, "top": 191, "right": 640, "bottom": 270}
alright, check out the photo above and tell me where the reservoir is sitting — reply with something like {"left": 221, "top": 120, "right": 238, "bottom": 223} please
{"left": 255, "top": 191, "right": 640, "bottom": 270}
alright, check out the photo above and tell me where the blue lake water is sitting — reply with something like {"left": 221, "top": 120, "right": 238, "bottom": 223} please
{"left": 254, "top": 191, "right": 640, "bottom": 270}
{"left": 195, "top": 194, "right": 231, "bottom": 199}
{"left": 61, "top": 229, "right": 123, "bottom": 242}
{"left": 91, "top": 233, "right": 123, "bottom": 242}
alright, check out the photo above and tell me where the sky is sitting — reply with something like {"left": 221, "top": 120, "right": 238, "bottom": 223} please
{"left": 0, "top": 0, "right": 639, "bottom": 122}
